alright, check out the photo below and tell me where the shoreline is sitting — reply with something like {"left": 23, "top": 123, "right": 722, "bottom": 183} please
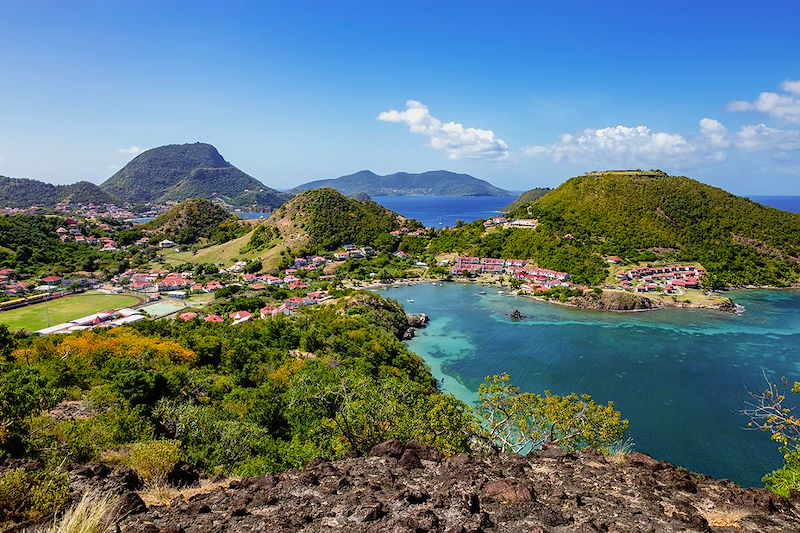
{"left": 358, "top": 276, "right": 784, "bottom": 314}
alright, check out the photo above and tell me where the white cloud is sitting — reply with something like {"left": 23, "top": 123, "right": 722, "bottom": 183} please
{"left": 524, "top": 118, "right": 800, "bottom": 167}
{"left": 118, "top": 146, "right": 144, "bottom": 155}
{"left": 733, "top": 123, "right": 800, "bottom": 152}
{"left": 726, "top": 81, "right": 800, "bottom": 123}
{"left": 523, "top": 124, "right": 702, "bottom": 167}
{"left": 377, "top": 100, "right": 510, "bottom": 161}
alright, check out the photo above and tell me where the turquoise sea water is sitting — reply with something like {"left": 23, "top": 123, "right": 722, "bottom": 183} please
{"left": 384, "top": 283, "right": 800, "bottom": 487}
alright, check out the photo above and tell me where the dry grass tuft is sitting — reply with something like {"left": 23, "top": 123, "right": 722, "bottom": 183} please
{"left": 138, "top": 478, "right": 238, "bottom": 508}
{"left": 41, "top": 490, "right": 118, "bottom": 533}
{"left": 701, "top": 508, "right": 750, "bottom": 529}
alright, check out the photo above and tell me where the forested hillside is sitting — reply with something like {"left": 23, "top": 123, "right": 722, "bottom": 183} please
{"left": 291, "top": 170, "right": 511, "bottom": 196}
{"left": 431, "top": 171, "right": 800, "bottom": 287}
{"left": 0, "top": 215, "right": 125, "bottom": 278}
{"left": 250, "top": 188, "right": 414, "bottom": 254}
{"left": 101, "top": 143, "right": 290, "bottom": 209}
{"left": 0, "top": 176, "right": 117, "bottom": 208}
{"left": 144, "top": 199, "right": 246, "bottom": 246}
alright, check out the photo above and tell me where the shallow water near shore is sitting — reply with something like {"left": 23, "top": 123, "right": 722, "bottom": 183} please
{"left": 386, "top": 282, "right": 800, "bottom": 487}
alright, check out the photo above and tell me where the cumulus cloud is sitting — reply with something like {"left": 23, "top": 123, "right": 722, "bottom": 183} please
{"left": 523, "top": 124, "right": 702, "bottom": 167}
{"left": 118, "top": 146, "right": 144, "bottom": 155}
{"left": 726, "top": 81, "right": 800, "bottom": 123}
{"left": 733, "top": 123, "right": 800, "bottom": 152}
{"left": 524, "top": 118, "right": 800, "bottom": 167}
{"left": 377, "top": 100, "right": 510, "bottom": 161}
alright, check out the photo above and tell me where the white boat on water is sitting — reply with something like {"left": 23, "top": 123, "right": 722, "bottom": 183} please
{"left": 407, "top": 299, "right": 415, "bottom": 303}
{"left": 478, "top": 290, "right": 487, "bottom": 295}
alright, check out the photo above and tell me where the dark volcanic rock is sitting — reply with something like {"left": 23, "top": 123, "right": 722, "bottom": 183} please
{"left": 117, "top": 440, "right": 800, "bottom": 532}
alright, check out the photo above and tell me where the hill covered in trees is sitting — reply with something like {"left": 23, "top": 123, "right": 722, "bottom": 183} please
{"left": 243, "top": 188, "right": 414, "bottom": 258}
{"left": 502, "top": 187, "right": 551, "bottom": 212}
{"left": 431, "top": 171, "right": 800, "bottom": 287}
{"left": 291, "top": 170, "right": 511, "bottom": 197}
{"left": 0, "top": 176, "right": 118, "bottom": 208}
{"left": 0, "top": 215, "right": 124, "bottom": 278}
{"left": 143, "top": 199, "right": 246, "bottom": 246}
{"left": 101, "top": 143, "right": 290, "bottom": 209}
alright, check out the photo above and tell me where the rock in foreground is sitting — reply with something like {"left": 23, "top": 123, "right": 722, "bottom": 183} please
{"left": 119, "top": 441, "right": 800, "bottom": 532}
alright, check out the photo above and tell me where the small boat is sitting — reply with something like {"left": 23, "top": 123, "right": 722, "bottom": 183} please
{"left": 478, "top": 290, "right": 487, "bottom": 295}
{"left": 497, "top": 290, "right": 505, "bottom": 294}
{"left": 406, "top": 299, "right": 415, "bottom": 303}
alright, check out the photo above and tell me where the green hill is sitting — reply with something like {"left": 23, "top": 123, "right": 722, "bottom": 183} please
{"left": 0, "top": 176, "right": 117, "bottom": 208}
{"left": 431, "top": 170, "right": 800, "bottom": 287}
{"left": 101, "top": 142, "right": 290, "bottom": 209}
{"left": 237, "top": 188, "right": 412, "bottom": 262}
{"left": 502, "top": 187, "right": 552, "bottom": 212}
{"left": 144, "top": 199, "right": 245, "bottom": 245}
{"left": 291, "top": 170, "right": 511, "bottom": 196}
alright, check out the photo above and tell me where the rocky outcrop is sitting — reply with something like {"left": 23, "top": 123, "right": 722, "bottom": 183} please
{"left": 572, "top": 291, "right": 661, "bottom": 312}
{"left": 118, "top": 441, "right": 800, "bottom": 532}
{"left": 404, "top": 313, "right": 430, "bottom": 339}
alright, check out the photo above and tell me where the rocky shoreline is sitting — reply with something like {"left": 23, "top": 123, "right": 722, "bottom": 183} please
{"left": 76, "top": 440, "right": 800, "bottom": 532}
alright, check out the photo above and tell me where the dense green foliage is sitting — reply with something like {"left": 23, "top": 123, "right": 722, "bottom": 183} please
{"left": 261, "top": 188, "right": 414, "bottom": 252}
{"left": 0, "top": 176, "right": 117, "bottom": 208}
{"left": 429, "top": 221, "right": 608, "bottom": 285}
{"left": 100, "top": 143, "right": 290, "bottom": 208}
{"left": 0, "top": 293, "right": 472, "bottom": 479}
{"left": 0, "top": 215, "right": 127, "bottom": 278}
{"left": 508, "top": 172, "right": 800, "bottom": 286}
{"left": 291, "top": 170, "right": 511, "bottom": 196}
{"left": 144, "top": 199, "right": 245, "bottom": 245}
{"left": 502, "top": 187, "right": 551, "bottom": 212}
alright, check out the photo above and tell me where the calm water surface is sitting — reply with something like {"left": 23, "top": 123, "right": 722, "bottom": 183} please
{"left": 384, "top": 283, "right": 800, "bottom": 487}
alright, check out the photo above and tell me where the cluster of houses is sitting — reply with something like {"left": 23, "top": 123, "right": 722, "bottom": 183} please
{"left": 451, "top": 256, "right": 528, "bottom": 275}
{"left": 36, "top": 307, "right": 146, "bottom": 336}
{"left": 482, "top": 217, "right": 539, "bottom": 230}
{"left": 54, "top": 219, "right": 119, "bottom": 251}
{"left": 176, "top": 290, "right": 330, "bottom": 326}
{"left": 615, "top": 265, "right": 704, "bottom": 294}
{"left": 0, "top": 268, "right": 31, "bottom": 296}
{"left": 332, "top": 245, "right": 377, "bottom": 261}
{"left": 389, "top": 227, "right": 428, "bottom": 238}
{"left": 450, "top": 257, "right": 572, "bottom": 293}
{"left": 54, "top": 202, "right": 141, "bottom": 221}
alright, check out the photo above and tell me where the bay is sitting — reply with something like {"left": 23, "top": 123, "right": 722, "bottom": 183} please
{"left": 384, "top": 282, "right": 800, "bottom": 487}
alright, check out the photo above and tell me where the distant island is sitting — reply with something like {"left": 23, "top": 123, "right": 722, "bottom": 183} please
{"left": 290, "top": 169, "right": 512, "bottom": 197}
{"left": 0, "top": 142, "right": 290, "bottom": 211}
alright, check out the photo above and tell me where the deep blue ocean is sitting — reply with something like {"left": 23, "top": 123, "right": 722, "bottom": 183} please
{"left": 384, "top": 283, "right": 800, "bottom": 487}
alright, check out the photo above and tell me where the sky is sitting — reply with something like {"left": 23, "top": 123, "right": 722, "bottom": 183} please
{"left": 1, "top": 1, "right": 799, "bottom": 194}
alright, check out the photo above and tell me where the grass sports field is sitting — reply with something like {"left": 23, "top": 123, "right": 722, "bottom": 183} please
{"left": 0, "top": 292, "right": 142, "bottom": 332}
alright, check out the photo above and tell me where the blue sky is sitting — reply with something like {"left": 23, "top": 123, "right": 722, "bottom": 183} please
{"left": 1, "top": 1, "right": 799, "bottom": 193}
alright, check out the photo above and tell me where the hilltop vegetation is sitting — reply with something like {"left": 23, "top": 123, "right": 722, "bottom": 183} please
{"left": 246, "top": 188, "right": 413, "bottom": 256}
{"left": 0, "top": 176, "right": 117, "bottom": 208}
{"left": 101, "top": 143, "right": 290, "bottom": 209}
{"left": 502, "top": 187, "right": 551, "bottom": 212}
{"left": 509, "top": 171, "right": 800, "bottom": 287}
{"left": 0, "top": 215, "right": 125, "bottom": 278}
{"left": 431, "top": 171, "right": 800, "bottom": 287}
{"left": 144, "top": 199, "right": 246, "bottom": 246}
{"left": 291, "top": 170, "right": 511, "bottom": 197}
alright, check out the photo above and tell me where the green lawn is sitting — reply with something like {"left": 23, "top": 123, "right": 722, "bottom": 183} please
{"left": 0, "top": 292, "right": 142, "bottom": 332}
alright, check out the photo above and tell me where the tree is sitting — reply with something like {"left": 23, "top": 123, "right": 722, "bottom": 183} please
{"left": 0, "top": 368, "right": 63, "bottom": 456}
{"left": 476, "top": 373, "right": 628, "bottom": 454}
{"left": 741, "top": 374, "right": 800, "bottom": 496}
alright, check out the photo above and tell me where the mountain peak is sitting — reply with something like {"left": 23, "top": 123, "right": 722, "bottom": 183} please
{"left": 100, "top": 142, "right": 289, "bottom": 208}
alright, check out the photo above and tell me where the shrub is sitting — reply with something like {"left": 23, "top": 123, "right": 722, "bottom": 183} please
{"left": 127, "top": 440, "right": 181, "bottom": 486}
{"left": 0, "top": 468, "right": 70, "bottom": 522}
{"left": 126, "top": 440, "right": 181, "bottom": 486}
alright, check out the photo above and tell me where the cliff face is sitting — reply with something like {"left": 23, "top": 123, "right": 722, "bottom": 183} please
{"left": 117, "top": 441, "right": 800, "bottom": 533}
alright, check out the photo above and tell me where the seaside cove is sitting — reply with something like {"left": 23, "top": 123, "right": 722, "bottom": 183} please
{"left": 385, "top": 282, "right": 800, "bottom": 487}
